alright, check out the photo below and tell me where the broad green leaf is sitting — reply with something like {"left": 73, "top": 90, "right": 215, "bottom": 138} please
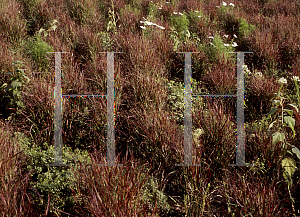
{"left": 283, "top": 109, "right": 293, "bottom": 116}
{"left": 0, "top": 83, "right": 8, "bottom": 91}
{"left": 281, "top": 157, "right": 297, "bottom": 180}
{"left": 268, "top": 120, "right": 276, "bottom": 130}
{"left": 50, "top": 24, "right": 57, "bottom": 32}
{"left": 23, "top": 75, "right": 30, "bottom": 83}
{"left": 272, "top": 131, "right": 285, "bottom": 145}
{"left": 274, "top": 100, "right": 281, "bottom": 106}
{"left": 38, "top": 28, "right": 45, "bottom": 36}
{"left": 288, "top": 104, "right": 298, "bottom": 113}
{"left": 292, "top": 146, "right": 300, "bottom": 160}
{"left": 4, "top": 86, "right": 13, "bottom": 92}
{"left": 11, "top": 80, "right": 22, "bottom": 89}
{"left": 284, "top": 116, "right": 295, "bottom": 138}
{"left": 267, "top": 108, "right": 278, "bottom": 116}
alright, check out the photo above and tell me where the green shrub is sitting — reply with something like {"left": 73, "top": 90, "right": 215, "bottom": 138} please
{"left": 202, "top": 32, "right": 235, "bottom": 64}
{"left": 169, "top": 12, "right": 192, "bottom": 51}
{"left": 24, "top": 35, "right": 53, "bottom": 72}
{"left": 147, "top": 1, "right": 160, "bottom": 20}
{"left": 170, "top": 12, "right": 190, "bottom": 42}
{"left": 238, "top": 18, "right": 255, "bottom": 38}
{"left": 0, "top": 61, "right": 30, "bottom": 120}
{"left": 98, "top": 31, "right": 114, "bottom": 51}
{"left": 141, "top": 175, "right": 171, "bottom": 214}
{"left": 165, "top": 79, "right": 205, "bottom": 125}
{"left": 15, "top": 132, "right": 92, "bottom": 216}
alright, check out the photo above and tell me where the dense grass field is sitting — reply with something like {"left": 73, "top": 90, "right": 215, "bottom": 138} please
{"left": 0, "top": 0, "right": 300, "bottom": 216}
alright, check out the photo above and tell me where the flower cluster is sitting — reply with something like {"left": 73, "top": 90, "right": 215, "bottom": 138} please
{"left": 292, "top": 76, "right": 300, "bottom": 82}
{"left": 208, "top": 34, "right": 238, "bottom": 47}
{"left": 278, "top": 77, "right": 287, "bottom": 84}
{"left": 276, "top": 76, "right": 300, "bottom": 84}
{"left": 194, "top": 10, "right": 201, "bottom": 17}
{"left": 140, "top": 18, "right": 165, "bottom": 30}
{"left": 255, "top": 71, "right": 263, "bottom": 77}
{"left": 216, "top": 2, "right": 235, "bottom": 7}
{"left": 244, "top": 65, "right": 251, "bottom": 74}
{"left": 243, "top": 65, "right": 265, "bottom": 78}
{"left": 173, "top": 12, "right": 184, "bottom": 15}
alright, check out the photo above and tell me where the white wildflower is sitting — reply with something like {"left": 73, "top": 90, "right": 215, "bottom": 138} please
{"left": 140, "top": 21, "right": 154, "bottom": 25}
{"left": 166, "top": 2, "right": 170, "bottom": 3}
{"left": 146, "top": 21, "right": 154, "bottom": 25}
{"left": 244, "top": 65, "right": 251, "bottom": 74}
{"left": 223, "top": 35, "right": 229, "bottom": 38}
{"left": 179, "top": 12, "right": 183, "bottom": 15}
{"left": 278, "top": 77, "right": 287, "bottom": 84}
{"left": 158, "top": 6, "right": 162, "bottom": 9}
{"left": 173, "top": 12, "right": 178, "bottom": 14}
{"left": 195, "top": 10, "right": 199, "bottom": 13}
{"left": 222, "top": 2, "right": 227, "bottom": 6}
{"left": 229, "top": 3, "right": 234, "bottom": 7}
{"left": 232, "top": 42, "right": 238, "bottom": 47}
{"left": 216, "top": 5, "right": 220, "bottom": 8}
{"left": 255, "top": 72, "right": 263, "bottom": 77}
{"left": 224, "top": 44, "right": 230, "bottom": 46}
{"left": 233, "top": 34, "right": 237, "bottom": 38}
{"left": 210, "top": 42, "right": 215, "bottom": 46}
{"left": 208, "top": 36, "right": 214, "bottom": 39}
{"left": 155, "top": 24, "right": 165, "bottom": 29}
{"left": 292, "top": 76, "right": 300, "bottom": 82}
{"left": 140, "top": 20, "right": 165, "bottom": 29}
{"left": 198, "top": 15, "right": 201, "bottom": 17}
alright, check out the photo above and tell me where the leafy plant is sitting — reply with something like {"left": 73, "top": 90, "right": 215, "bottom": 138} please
{"left": 204, "top": 32, "right": 235, "bottom": 64}
{"left": 98, "top": 31, "right": 114, "bottom": 51}
{"left": 147, "top": 1, "right": 160, "bottom": 21}
{"left": 15, "top": 131, "right": 92, "bottom": 216}
{"left": 0, "top": 61, "right": 30, "bottom": 120}
{"left": 141, "top": 175, "right": 171, "bottom": 214}
{"left": 107, "top": 0, "right": 118, "bottom": 33}
{"left": 238, "top": 18, "right": 255, "bottom": 38}
{"left": 169, "top": 12, "right": 190, "bottom": 51}
{"left": 216, "top": 1, "right": 235, "bottom": 17}
{"left": 266, "top": 80, "right": 300, "bottom": 215}
{"left": 37, "top": 19, "right": 58, "bottom": 38}
{"left": 24, "top": 35, "right": 54, "bottom": 72}
{"left": 165, "top": 79, "right": 204, "bottom": 125}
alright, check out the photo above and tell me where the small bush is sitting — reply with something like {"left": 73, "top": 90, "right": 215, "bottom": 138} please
{"left": 201, "top": 33, "right": 236, "bottom": 65}
{"left": 16, "top": 132, "right": 92, "bottom": 216}
{"left": 170, "top": 12, "right": 190, "bottom": 42}
{"left": 23, "top": 35, "right": 53, "bottom": 72}
{"left": 238, "top": 18, "right": 256, "bottom": 38}
{"left": 141, "top": 175, "right": 171, "bottom": 215}
{"left": 0, "top": 61, "right": 30, "bottom": 120}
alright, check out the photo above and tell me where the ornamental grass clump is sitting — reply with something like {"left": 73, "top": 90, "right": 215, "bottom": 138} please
{"left": 0, "top": 123, "right": 39, "bottom": 216}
